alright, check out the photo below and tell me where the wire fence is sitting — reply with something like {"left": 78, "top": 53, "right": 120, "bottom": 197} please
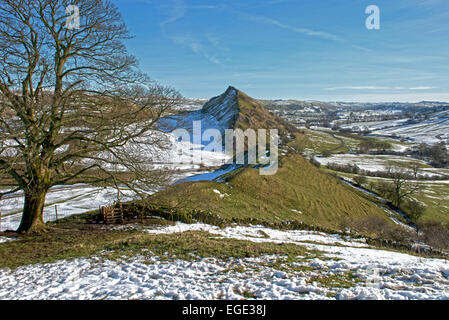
{"left": 0, "top": 205, "right": 79, "bottom": 232}
{"left": 44, "top": 205, "right": 77, "bottom": 223}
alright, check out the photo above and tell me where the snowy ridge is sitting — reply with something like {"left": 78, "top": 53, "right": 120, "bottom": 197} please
{"left": 201, "top": 86, "right": 239, "bottom": 133}
{"left": 159, "top": 86, "right": 239, "bottom": 137}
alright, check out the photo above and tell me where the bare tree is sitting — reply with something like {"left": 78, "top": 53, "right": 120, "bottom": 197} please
{"left": 389, "top": 167, "right": 421, "bottom": 208}
{"left": 0, "top": 0, "right": 181, "bottom": 233}
{"left": 408, "top": 163, "right": 421, "bottom": 179}
{"left": 377, "top": 166, "right": 421, "bottom": 208}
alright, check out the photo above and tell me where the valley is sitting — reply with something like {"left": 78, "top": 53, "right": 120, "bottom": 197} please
{"left": 1, "top": 87, "right": 449, "bottom": 301}
{"left": 2, "top": 0, "right": 449, "bottom": 305}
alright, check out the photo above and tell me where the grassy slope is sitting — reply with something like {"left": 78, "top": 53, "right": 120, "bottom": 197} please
{"left": 149, "top": 154, "right": 392, "bottom": 231}
{"left": 323, "top": 169, "right": 449, "bottom": 224}
{"left": 291, "top": 129, "right": 348, "bottom": 154}
{"left": 413, "top": 182, "right": 449, "bottom": 223}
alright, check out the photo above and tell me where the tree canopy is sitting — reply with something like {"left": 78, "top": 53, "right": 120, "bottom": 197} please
{"left": 0, "top": 0, "right": 181, "bottom": 232}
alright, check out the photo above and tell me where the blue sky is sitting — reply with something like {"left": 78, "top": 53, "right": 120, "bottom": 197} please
{"left": 112, "top": 0, "right": 449, "bottom": 102}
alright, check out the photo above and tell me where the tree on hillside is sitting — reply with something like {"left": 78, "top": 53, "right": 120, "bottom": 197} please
{"left": 377, "top": 166, "right": 421, "bottom": 208}
{"left": 0, "top": 0, "right": 180, "bottom": 233}
{"left": 408, "top": 163, "right": 421, "bottom": 179}
{"left": 403, "top": 198, "right": 426, "bottom": 223}
{"left": 353, "top": 174, "right": 367, "bottom": 187}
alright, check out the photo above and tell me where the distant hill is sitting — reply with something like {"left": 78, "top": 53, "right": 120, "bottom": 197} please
{"left": 260, "top": 99, "right": 338, "bottom": 111}
{"left": 259, "top": 99, "right": 449, "bottom": 115}
{"left": 141, "top": 88, "right": 401, "bottom": 236}
{"left": 200, "top": 86, "right": 295, "bottom": 136}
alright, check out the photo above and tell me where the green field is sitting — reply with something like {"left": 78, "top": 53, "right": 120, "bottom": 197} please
{"left": 323, "top": 169, "right": 449, "bottom": 224}
{"left": 289, "top": 129, "right": 400, "bottom": 156}
{"left": 289, "top": 130, "right": 348, "bottom": 155}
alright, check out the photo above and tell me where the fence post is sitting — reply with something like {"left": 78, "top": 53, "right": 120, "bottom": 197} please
{"left": 55, "top": 205, "right": 58, "bottom": 221}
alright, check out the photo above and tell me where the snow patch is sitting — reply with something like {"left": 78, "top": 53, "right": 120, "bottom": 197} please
{"left": 1, "top": 223, "right": 449, "bottom": 300}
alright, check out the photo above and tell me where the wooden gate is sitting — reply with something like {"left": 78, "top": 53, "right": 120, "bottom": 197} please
{"left": 101, "top": 203, "right": 123, "bottom": 224}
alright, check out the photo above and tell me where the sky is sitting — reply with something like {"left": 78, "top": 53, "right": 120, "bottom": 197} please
{"left": 111, "top": 0, "right": 449, "bottom": 102}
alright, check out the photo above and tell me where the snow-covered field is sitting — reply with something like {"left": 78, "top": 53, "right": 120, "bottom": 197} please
{"left": 340, "top": 119, "right": 409, "bottom": 132}
{"left": 0, "top": 165, "right": 228, "bottom": 232}
{"left": 315, "top": 154, "right": 430, "bottom": 173}
{"left": 341, "top": 111, "right": 449, "bottom": 144}
{"left": 144, "top": 222, "right": 368, "bottom": 247}
{"left": 372, "top": 113, "right": 449, "bottom": 144}
{"left": 1, "top": 222, "right": 448, "bottom": 300}
{"left": 0, "top": 185, "right": 139, "bottom": 232}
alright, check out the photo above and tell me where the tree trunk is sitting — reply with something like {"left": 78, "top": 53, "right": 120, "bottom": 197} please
{"left": 17, "top": 189, "right": 48, "bottom": 233}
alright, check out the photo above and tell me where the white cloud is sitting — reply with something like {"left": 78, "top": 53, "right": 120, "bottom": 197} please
{"left": 324, "top": 86, "right": 437, "bottom": 91}
{"left": 409, "top": 86, "right": 437, "bottom": 90}
{"left": 244, "top": 14, "right": 342, "bottom": 42}
{"left": 324, "top": 86, "right": 390, "bottom": 91}
{"left": 160, "top": 0, "right": 187, "bottom": 27}
{"left": 172, "top": 35, "right": 222, "bottom": 65}
{"left": 238, "top": 13, "right": 370, "bottom": 52}
{"left": 159, "top": 1, "right": 221, "bottom": 27}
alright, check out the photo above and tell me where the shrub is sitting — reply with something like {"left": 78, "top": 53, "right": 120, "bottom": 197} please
{"left": 358, "top": 139, "right": 391, "bottom": 153}
{"left": 402, "top": 199, "right": 426, "bottom": 223}
{"left": 418, "top": 222, "right": 449, "bottom": 250}
{"left": 351, "top": 216, "right": 413, "bottom": 243}
{"left": 376, "top": 181, "right": 395, "bottom": 199}
{"left": 322, "top": 149, "right": 332, "bottom": 157}
{"left": 353, "top": 175, "right": 367, "bottom": 187}
{"left": 288, "top": 138, "right": 305, "bottom": 154}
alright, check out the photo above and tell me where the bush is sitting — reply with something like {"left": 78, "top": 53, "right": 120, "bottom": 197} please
{"left": 288, "top": 137, "right": 306, "bottom": 154}
{"left": 353, "top": 175, "right": 367, "bottom": 187}
{"left": 418, "top": 222, "right": 449, "bottom": 250}
{"left": 402, "top": 199, "right": 426, "bottom": 223}
{"left": 351, "top": 216, "right": 413, "bottom": 243}
{"left": 376, "top": 181, "right": 395, "bottom": 199}
{"left": 358, "top": 139, "right": 391, "bottom": 153}
{"left": 322, "top": 149, "right": 332, "bottom": 157}
{"left": 352, "top": 216, "right": 388, "bottom": 238}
